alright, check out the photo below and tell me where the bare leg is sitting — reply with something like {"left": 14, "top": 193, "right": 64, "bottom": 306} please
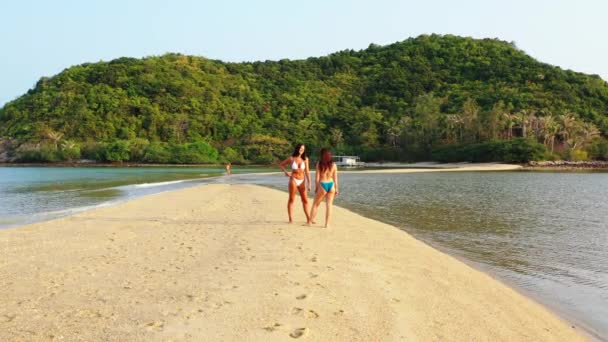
{"left": 324, "top": 191, "right": 336, "bottom": 228}
{"left": 309, "top": 189, "right": 326, "bottom": 225}
{"left": 287, "top": 180, "right": 297, "bottom": 223}
{"left": 297, "top": 184, "right": 311, "bottom": 223}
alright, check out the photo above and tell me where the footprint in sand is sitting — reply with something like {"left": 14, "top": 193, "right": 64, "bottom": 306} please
{"left": 263, "top": 322, "right": 282, "bottom": 332}
{"left": 2, "top": 314, "right": 16, "bottom": 322}
{"left": 290, "top": 327, "right": 308, "bottom": 338}
{"left": 145, "top": 320, "right": 165, "bottom": 331}
{"left": 291, "top": 307, "right": 319, "bottom": 319}
{"left": 305, "top": 310, "right": 319, "bottom": 319}
{"left": 296, "top": 294, "right": 307, "bottom": 300}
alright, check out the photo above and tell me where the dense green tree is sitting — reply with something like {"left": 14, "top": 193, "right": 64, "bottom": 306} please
{"left": 1, "top": 34, "right": 608, "bottom": 163}
{"left": 104, "top": 140, "right": 131, "bottom": 162}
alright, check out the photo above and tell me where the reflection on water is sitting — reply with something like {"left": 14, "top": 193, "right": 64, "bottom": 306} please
{"left": 80, "top": 189, "right": 124, "bottom": 199}
{"left": 237, "top": 171, "right": 608, "bottom": 339}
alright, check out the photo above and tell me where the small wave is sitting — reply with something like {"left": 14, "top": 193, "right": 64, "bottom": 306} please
{"left": 1, "top": 200, "right": 124, "bottom": 229}
{"left": 50, "top": 188, "right": 85, "bottom": 193}
{"left": 42, "top": 200, "right": 122, "bottom": 216}
{"left": 133, "top": 180, "right": 188, "bottom": 188}
{"left": 0, "top": 218, "right": 19, "bottom": 225}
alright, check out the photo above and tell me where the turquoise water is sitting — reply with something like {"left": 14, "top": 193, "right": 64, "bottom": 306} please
{"left": 233, "top": 171, "right": 608, "bottom": 340}
{"left": 0, "top": 166, "right": 270, "bottom": 228}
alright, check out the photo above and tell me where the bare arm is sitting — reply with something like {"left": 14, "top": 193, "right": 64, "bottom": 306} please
{"left": 333, "top": 164, "right": 339, "bottom": 195}
{"left": 305, "top": 159, "right": 311, "bottom": 191}
{"left": 278, "top": 157, "right": 293, "bottom": 177}
{"left": 315, "top": 162, "right": 321, "bottom": 193}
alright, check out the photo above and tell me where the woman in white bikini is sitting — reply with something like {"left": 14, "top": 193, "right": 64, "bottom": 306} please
{"left": 278, "top": 144, "right": 311, "bottom": 224}
{"left": 309, "top": 148, "right": 339, "bottom": 228}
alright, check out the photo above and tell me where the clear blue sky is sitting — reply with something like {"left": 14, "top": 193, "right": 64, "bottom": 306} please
{"left": 1, "top": 0, "right": 607, "bottom": 106}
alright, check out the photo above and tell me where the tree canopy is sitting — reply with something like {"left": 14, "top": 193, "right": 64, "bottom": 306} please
{"left": 1, "top": 34, "right": 607, "bottom": 163}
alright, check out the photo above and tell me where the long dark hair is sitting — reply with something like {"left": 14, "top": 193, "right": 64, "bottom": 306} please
{"left": 291, "top": 143, "right": 308, "bottom": 160}
{"left": 317, "top": 148, "right": 333, "bottom": 173}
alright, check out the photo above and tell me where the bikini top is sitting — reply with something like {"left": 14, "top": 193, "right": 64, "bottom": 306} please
{"left": 291, "top": 158, "right": 306, "bottom": 170}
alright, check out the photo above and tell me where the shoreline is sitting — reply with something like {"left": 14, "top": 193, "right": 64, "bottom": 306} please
{"left": 0, "top": 184, "right": 586, "bottom": 340}
{"left": 524, "top": 160, "right": 608, "bottom": 171}
{"left": 4, "top": 160, "right": 608, "bottom": 173}
{"left": 263, "top": 183, "right": 603, "bottom": 341}
{"left": 391, "top": 231, "right": 602, "bottom": 341}
{"left": 0, "top": 162, "right": 259, "bottom": 168}
{"left": 0, "top": 164, "right": 524, "bottom": 231}
{"left": 342, "top": 162, "right": 523, "bottom": 173}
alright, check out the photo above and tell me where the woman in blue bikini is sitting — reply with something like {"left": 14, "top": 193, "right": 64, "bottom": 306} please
{"left": 309, "top": 148, "right": 339, "bottom": 228}
{"left": 278, "top": 144, "right": 311, "bottom": 224}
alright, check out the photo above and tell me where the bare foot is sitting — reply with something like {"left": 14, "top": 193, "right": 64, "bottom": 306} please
{"left": 324, "top": 224, "right": 330, "bottom": 228}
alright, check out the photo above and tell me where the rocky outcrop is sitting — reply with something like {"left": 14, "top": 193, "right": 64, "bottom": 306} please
{"left": 0, "top": 140, "right": 9, "bottom": 162}
{"left": 527, "top": 160, "right": 608, "bottom": 169}
{"left": 0, "top": 138, "right": 17, "bottom": 162}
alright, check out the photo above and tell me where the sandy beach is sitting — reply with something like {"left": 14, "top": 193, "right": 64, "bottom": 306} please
{"left": 0, "top": 183, "right": 584, "bottom": 341}
{"left": 343, "top": 162, "right": 523, "bottom": 173}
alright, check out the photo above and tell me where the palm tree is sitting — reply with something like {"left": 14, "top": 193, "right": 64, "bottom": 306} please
{"left": 540, "top": 116, "right": 560, "bottom": 153}
{"left": 398, "top": 116, "right": 412, "bottom": 132}
{"left": 561, "top": 118, "right": 598, "bottom": 151}
{"left": 513, "top": 110, "right": 538, "bottom": 138}
{"left": 61, "top": 140, "right": 76, "bottom": 150}
{"left": 329, "top": 128, "right": 344, "bottom": 146}
{"left": 502, "top": 112, "right": 516, "bottom": 139}
{"left": 526, "top": 111, "right": 541, "bottom": 139}
{"left": 391, "top": 116, "right": 412, "bottom": 147}
{"left": 514, "top": 111, "right": 528, "bottom": 138}
{"left": 45, "top": 130, "right": 63, "bottom": 149}
{"left": 386, "top": 124, "right": 401, "bottom": 148}
{"left": 444, "top": 114, "right": 464, "bottom": 143}
{"left": 578, "top": 122, "right": 600, "bottom": 149}
{"left": 173, "top": 115, "right": 189, "bottom": 144}
{"left": 558, "top": 113, "right": 577, "bottom": 146}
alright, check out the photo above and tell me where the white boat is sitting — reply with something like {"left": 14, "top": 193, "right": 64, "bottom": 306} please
{"left": 332, "top": 155, "right": 365, "bottom": 167}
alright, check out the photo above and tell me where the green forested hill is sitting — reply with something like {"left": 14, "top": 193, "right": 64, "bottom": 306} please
{"left": 1, "top": 34, "right": 608, "bottom": 163}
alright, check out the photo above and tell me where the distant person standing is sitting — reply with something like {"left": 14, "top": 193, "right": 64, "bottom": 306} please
{"left": 309, "top": 148, "right": 339, "bottom": 228}
{"left": 225, "top": 162, "right": 231, "bottom": 175}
